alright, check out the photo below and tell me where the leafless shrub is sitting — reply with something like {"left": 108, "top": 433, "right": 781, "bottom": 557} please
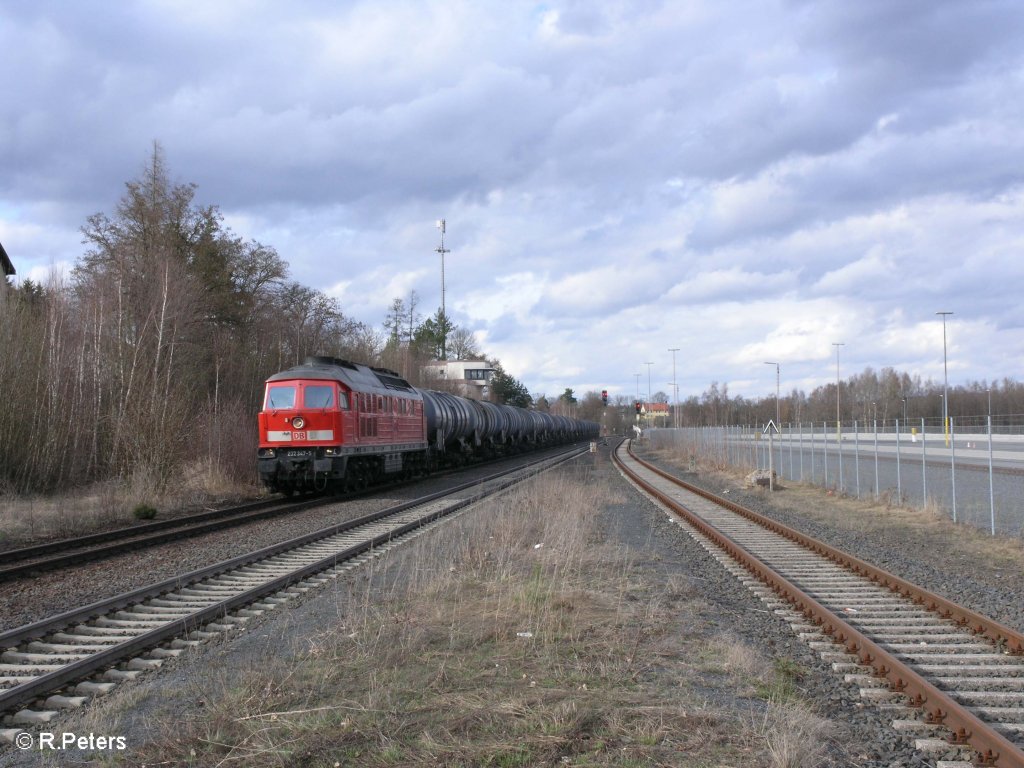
{"left": 755, "top": 697, "right": 834, "bottom": 768}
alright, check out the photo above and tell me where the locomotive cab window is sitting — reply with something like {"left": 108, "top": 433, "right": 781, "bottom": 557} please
{"left": 303, "top": 385, "right": 334, "bottom": 409}
{"left": 266, "top": 385, "right": 296, "bottom": 409}
{"left": 338, "top": 392, "right": 350, "bottom": 410}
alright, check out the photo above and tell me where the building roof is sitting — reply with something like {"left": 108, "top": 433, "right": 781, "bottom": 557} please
{"left": 0, "top": 242, "right": 13, "bottom": 277}
{"left": 267, "top": 356, "right": 420, "bottom": 398}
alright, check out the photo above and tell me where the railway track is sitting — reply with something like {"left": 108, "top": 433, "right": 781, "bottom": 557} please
{"left": 0, "top": 497, "right": 317, "bottom": 581}
{"left": 615, "top": 440, "right": 1024, "bottom": 768}
{"left": 0, "top": 445, "right": 589, "bottom": 744}
{"left": 0, "top": 449, "right": 575, "bottom": 582}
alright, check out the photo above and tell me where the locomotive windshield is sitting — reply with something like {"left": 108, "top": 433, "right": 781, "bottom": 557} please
{"left": 304, "top": 385, "right": 334, "bottom": 408}
{"left": 265, "top": 385, "right": 296, "bottom": 409}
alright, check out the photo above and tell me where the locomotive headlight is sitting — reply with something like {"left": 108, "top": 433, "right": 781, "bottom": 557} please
{"left": 257, "top": 448, "right": 276, "bottom": 459}
{"left": 324, "top": 447, "right": 340, "bottom": 456}
{"left": 291, "top": 416, "right": 306, "bottom": 429}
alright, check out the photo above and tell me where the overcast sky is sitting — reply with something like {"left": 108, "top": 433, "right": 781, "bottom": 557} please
{"left": 3, "top": 1, "right": 1024, "bottom": 404}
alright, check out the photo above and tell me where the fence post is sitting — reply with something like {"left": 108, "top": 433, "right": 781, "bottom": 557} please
{"left": 896, "top": 418, "right": 902, "bottom": 505}
{"left": 854, "top": 419, "right": 861, "bottom": 499}
{"left": 988, "top": 414, "right": 995, "bottom": 535}
{"left": 799, "top": 421, "right": 804, "bottom": 482}
{"left": 823, "top": 420, "right": 829, "bottom": 488}
{"left": 788, "top": 422, "right": 794, "bottom": 479}
{"left": 838, "top": 417, "right": 844, "bottom": 495}
{"left": 950, "top": 417, "right": 957, "bottom": 524}
{"left": 921, "top": 418, "right": 927, "bottom": 507}
{"left": 873, "top": 418, "right": 879, "bottom": 499}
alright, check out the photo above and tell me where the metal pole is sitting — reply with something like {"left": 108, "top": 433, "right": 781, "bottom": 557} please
{"left": 799, "top": 420, "right": 804, "bottom": 482}
{"left": 763, "top": 361, "right": 780, "bottom": 427}
{"left": 873, "top": 418, "right": 879, "bottom": 499}
{"left": 988, "top": 414, "right": 995, "bottom": 535}
{"left": 823, "top": 420, "right": 828, "bottom": 488}
{"left": 643, "top": 362, "right": 651, "bottom": 417}
{"left": 896, "top": 418, "right": 902, "bottom": 504}
{"left": 937, "top": 311, "right": 953, "bottom": 446}
{"left": 833, "top": 342, "right": 844, "bottom": 493}
{"left": 921, "top": 417, "right": 927, "bottom": 506}
{"left": 789, "top": 421, "right": 793, "bottom": 479}
{"left": 809, "top": 420, "right": 814, "bottom": 483}
{"left": 950, "top": 416, "right": 957, "bottom": 524}
{"left": 764, "top": 361, "right": 779, "bottom": 480}
{"left": 669, "top": 348, "right": 679, "bottom": 428}
{"left": 854, "top": 419, "right": 860, "bottom": 499}
{"left": 435, "top": 219, "right": 450, "bottom": 360}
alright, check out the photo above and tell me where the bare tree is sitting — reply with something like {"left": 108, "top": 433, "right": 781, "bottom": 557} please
{"left": 446, "top": 325, "right": 481, "bottom": 360}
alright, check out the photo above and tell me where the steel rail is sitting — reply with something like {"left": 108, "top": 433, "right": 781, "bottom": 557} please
{"left": 615, "top": 441, "right": 1024, "bottom": 768}
{"left": 626, "top": 444, "right": 1024, "bottom": 655}
{"left": 0, "top": 446, "right": 583, "bottom": 580}
{"left": 0, "top": 498, "right": 324, "bottom": 581}
{"left": 0, "top": 445, "right": 588, "bottom": 715}
{"left": 0, "top": 498, "right": 288, "bottom": 565}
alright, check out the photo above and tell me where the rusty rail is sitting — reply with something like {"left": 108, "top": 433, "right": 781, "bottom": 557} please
{"left": 616, "top": 441, "right": 1024, "bottom": 768}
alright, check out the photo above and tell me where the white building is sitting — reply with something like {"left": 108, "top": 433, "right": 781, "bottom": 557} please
{"left": 0, "top": 241, "right": 13, "bottom": 304}
{"left": 421, "top": 359, "right": 496, "bottom": 398}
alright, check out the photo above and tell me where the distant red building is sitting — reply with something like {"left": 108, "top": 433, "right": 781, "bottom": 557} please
{"left": 642, "top": 401, "right": 670, "bottom": 426}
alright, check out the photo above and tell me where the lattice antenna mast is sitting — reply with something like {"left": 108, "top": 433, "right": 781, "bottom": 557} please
{"left": 435, "top": 219, "right": 451, "bottom": 360}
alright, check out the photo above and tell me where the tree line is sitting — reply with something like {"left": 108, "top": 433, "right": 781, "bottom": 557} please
{"left": 5, "top": 148, "right": 1020, "bottom": 494}
{"left": 590, "top": 370, "right": 1024, "bottom": 434}
{"left": 0, "top": 147, "right": 538, "bottom": 495}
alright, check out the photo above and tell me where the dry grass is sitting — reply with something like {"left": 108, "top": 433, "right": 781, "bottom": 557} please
{"left": 102, "top": 470, "right": 843, "bottom": 767}
{"left": 0, "top": 460, "right": 260, "bottom": 547}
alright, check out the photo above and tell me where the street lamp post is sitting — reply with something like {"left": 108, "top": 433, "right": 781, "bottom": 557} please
{"left": 832, "top": 343, "right": 844, "bottom": 433}
{"left": 832, "top": 342, "right": 845, "bottom": 492}
{"left": 634, "top": 373, "right": 641, "bottom": 434}
{"left": 669, "top": 348, "right": 679, "bottom": 428}
{"left": 937, "top": 311, "right": 953, "bottom": 446}
{"left": 643, "top": 364, "right": 651, "bottom": 417}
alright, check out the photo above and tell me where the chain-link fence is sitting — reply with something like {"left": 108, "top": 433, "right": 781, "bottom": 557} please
{"left": 647, "top": 418, "right": 1024, "bottom": 536}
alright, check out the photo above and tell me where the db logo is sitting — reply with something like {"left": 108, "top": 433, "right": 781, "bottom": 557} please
{"left": 292, "top": 431, "right": 307, "bottom": 441}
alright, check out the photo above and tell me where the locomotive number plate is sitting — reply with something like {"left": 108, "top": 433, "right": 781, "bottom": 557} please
{"left": 292, "top": 431, "right": 307, "bottom": 441}
{"left": 286, "top": 449, "right": 312, "bottom": 457}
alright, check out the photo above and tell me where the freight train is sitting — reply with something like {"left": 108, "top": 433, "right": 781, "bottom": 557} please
{"left": 257, "top": 356, "right": 599, "bottom": 495}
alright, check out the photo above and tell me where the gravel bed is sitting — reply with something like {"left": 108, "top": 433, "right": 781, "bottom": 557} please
{"left": 0, "top": 442, "right": 935, "bottom": 766}
{"left": 0, "top": 452, "right": 568, "bottom": 632}
{"left": 637, "top": 447, "right": 1024, "bottom": 637}
{"left": 607, "top": 449, "right": 930, "bottom": 767}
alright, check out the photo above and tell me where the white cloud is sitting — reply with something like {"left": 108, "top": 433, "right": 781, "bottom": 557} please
{"left": 3, "top": 0, "right": 1024, "bottom": 401}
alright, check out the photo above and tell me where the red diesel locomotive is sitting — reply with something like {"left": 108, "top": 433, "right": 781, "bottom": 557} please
{"left": 257, "top": 356, "right": 599, "bottom": 495}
